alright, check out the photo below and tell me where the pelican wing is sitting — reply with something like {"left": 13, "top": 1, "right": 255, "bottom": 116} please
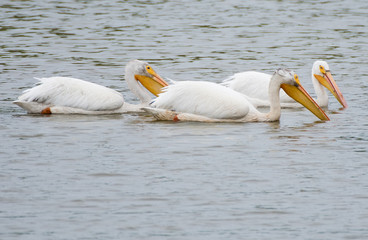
{"left": 224, "top": 71, "right": 295, "bottom": 106}
{"left": 151, "top": 81, "right": 251, "bottom": 119}
{"left": 17, "top": 77, "right": 124, "bottom": 111}
{"left": 223, "top": 71, "right": 271, "bottom": 101}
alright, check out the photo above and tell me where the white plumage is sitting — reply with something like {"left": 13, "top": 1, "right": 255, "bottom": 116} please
{"left": 151, "top": 81, "right": 252, "bottom": 119}
{"left": 18, "top": 77, "right": 124, "bottom": 111}
{"left": 14, "top": 60, "right": 167, "bottom": 114}
{"left": 144, "top": 69, "right": 329, "bottom": 122}
{"left": 222, "top": 60, "right": 347, "bottom": 108}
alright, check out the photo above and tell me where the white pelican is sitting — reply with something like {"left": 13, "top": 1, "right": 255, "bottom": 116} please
{"left": 141, "top": 68, "right": 329, "bottom": 122}
{"left": 13, "top": 60, "right": 168, "bottom": 114}
{"left": 222, "top": 60, "right": 348, "bottom": 108}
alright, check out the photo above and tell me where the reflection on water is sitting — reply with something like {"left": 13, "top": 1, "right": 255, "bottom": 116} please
{"left": 1, "top": 0, "right": 368, "bottom": 239}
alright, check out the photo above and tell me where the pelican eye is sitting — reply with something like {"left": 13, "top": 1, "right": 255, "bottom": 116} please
{"left": 146, "top": 65, "right": 155, "bottom": 75}
{"left": 294, "top": 74, "right": 300, "bottom": 85}
{"left": 319, "top": 65, "right": 326, "bottom": 74}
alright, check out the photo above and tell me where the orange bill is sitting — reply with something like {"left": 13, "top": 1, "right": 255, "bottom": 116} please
{"left": 281, "top": 83, "right": 330, "bottom": 121}
{"left": 135, "top": 70, "right": 169, "bottom": 97}
{"left": 314, "top": 71, "right": 348, "bottom": 108}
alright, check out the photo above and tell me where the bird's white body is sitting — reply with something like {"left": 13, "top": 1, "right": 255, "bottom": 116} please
{"left": 222, "top": 71, "right": 296, "bottom": 108}
{"left": 222, "top": 61, "right": 337, "bottom": 108}
{"left": 14, "top": 77, "right": 128, "bottom": 114}
{"left": 144, "top": 69, "right": 329, "bottom": 122}
{"left": 14, "top": 60, "right": 166, "bottom": 114}
{"left": 150, "top": 81, "right": 257, "bottom": 121}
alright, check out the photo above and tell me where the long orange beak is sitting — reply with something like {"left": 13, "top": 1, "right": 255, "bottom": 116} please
{"left": 281, "top": 83, "right": 330, "bottom": 121}
{"left": 314, "top": 71, "right": 348, "bottom": 108}
{"left": 135, "top": 70, "right": 169, "bottom": 97}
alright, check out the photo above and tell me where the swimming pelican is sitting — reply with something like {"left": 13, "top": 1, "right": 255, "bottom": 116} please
{"left": 222, "top": 60, "right": 347, "bottom": 108}
{"left": 13, "top": 60, "right": 169, "bottom": 114}
{"left": 141, "top": 68, "right": 329, "bottom": 122}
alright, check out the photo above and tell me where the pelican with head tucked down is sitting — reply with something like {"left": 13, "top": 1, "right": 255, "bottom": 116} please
{"left": 13, "top": 60, "right": 169, "bottom": 114}
{"left": 222, "top": 60, "right": 347, "bottom": 109}
{"left": 141, "top": 68, "right": 329, "bottom": 122}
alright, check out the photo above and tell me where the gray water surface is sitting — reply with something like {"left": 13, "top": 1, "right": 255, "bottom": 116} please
{"left": 1, "top": 0, "right": 368, "bottom": 239}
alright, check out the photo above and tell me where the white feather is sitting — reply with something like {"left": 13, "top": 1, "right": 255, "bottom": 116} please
{"left": 18, "top": 77, "right": 124, "bottom": 111}
{"left": 145, "top": 68, "right": 330, "bottom": 122}
{"left": 223, "top": 61, "right": 339, "bottom": 108}
{"left": 151, "top": 81, "right": 253, "bottom": 119}
{"left": 14, "top": 60, "right": 161, "bottom": 114}
{"left": 223, "top": 71, "right": 295, "bottom": 107}
{"left": 146, "top": 69, "right": 305, "bottom": 122}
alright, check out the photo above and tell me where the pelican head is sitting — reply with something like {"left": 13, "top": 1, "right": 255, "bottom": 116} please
{"left": 277, "top": 68, "right": 330, "bottom": 121}
{"left": 312, "top": 60, "right": 347, "bottom": 108}
{"left": 125, "top": 60, "right": 169, "bottom": 105}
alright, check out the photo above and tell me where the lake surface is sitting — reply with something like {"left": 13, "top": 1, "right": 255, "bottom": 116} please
{"left": 1, "top": 0, "right": 368, "bottom": 239}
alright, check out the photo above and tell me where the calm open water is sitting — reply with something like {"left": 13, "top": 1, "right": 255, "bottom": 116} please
{"left": 1, "top": 0, "right": 368, "bottom": 239}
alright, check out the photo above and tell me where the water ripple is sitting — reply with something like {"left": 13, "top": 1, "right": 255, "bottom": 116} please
{"left": 1, "top": 0, "right": 368, "bottom": 239}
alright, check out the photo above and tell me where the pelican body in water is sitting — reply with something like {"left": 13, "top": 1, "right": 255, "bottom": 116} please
{"left": 222, "top": 60, "right": 347, "bottom": 108}
{"left": 14, "top": 60, "right": 169, "bottom": 114}
{"left": 141, "top": 68, "right": 329, "bottom": 123}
